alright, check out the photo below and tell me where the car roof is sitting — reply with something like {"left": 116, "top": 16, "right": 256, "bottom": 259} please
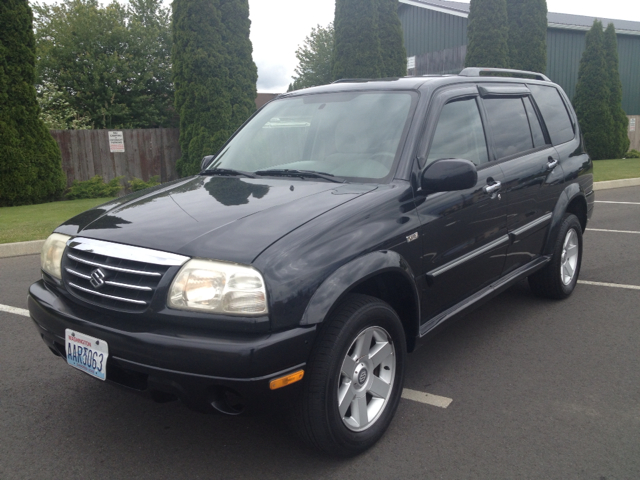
{"left": 279, "top": 72, "right": 558, "bottom": 98}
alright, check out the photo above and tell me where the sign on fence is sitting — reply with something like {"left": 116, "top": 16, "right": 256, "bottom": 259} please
{"left": 108, "top": 131, "right": 125, "bottom": 153}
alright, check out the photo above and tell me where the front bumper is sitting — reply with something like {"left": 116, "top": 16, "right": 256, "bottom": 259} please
{"left": 28, "top": 280, "right": 317, "bottom": 414}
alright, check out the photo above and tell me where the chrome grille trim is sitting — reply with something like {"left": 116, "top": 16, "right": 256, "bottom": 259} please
{"left": 65, "top": 268, "right": 91, "bottom": 280}
{"left": 68, "top": 282, "right": 148, "bottom": 305}
{"left": 65, "top": 268, "right": 153, "bottom": 291}
{"left": 67, "top": 253, "right": 162, "bottom": 277}
{"left": 67, "top": 237, "right": 189, "bottom": 266}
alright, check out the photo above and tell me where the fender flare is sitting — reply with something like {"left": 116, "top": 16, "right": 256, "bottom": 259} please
{"left": 300, "top": 250, "right": 420, "bottom": 330}
{"left": 543, "top": 182, "right": 587, "bottom": 256}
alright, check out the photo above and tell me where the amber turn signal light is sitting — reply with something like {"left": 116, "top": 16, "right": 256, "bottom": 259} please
{"left": 269, "top": 370, "right": 304, "bottom": 390}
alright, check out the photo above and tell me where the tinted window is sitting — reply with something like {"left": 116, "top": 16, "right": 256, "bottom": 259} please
{"left": 208, "top": 92, "right": 415, "bottom": 181}
{"left": 426, "top": 98, "right": 488, "bottom": 167}
{"left": 529, "top": 84, "right": 575, "bottom": 145}
{"left": 483, "top": 97, "right": 533, "bottom": 159}
{"left": 523, "top": 97, "right": 547, "bottom": 148}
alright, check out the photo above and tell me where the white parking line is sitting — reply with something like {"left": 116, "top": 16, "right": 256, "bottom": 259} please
{"left": 595, "top": 201, "right": 640, "bottom": 205}
{"left": 578, "top": 280, "right": 640, "bottom": 291}
{"left": 0, "top": 304, "right": 29, "bottom": 317}
{"left": 587, "top": 228, "right": 640, "bottom": 234}
{"left": 402, "top": 388, "right": 453, "bottom": 408}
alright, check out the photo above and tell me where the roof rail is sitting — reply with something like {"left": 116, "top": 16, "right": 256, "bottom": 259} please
{"left": 459, "top": 68, "right": 551, "bottom": 82}
{"left": 331, "top": 78, "right": 374, "bottom": 84}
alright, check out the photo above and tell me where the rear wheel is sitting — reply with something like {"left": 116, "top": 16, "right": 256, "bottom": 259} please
{"left": 292, "top": 294, "right": 406, "bottom": 456}
{"left": 529, "top": 213, "right": 583, "bottom": 299}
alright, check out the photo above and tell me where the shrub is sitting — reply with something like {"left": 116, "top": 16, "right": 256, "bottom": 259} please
{"left": 128, "top": 175, "right": 161, "bottom": 192}
{"left": 66, "top": 175, "right": 123, "bottom": 200}
{"left": 625, "top": 149, "right": 640, "bottom": 159}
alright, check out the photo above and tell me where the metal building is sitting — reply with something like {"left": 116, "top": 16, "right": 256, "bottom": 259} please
{"left": 399, "top": 0, "right": 640, "bottom": 114}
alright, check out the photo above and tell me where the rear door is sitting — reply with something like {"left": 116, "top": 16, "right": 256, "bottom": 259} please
{"left": 478, "top": 85, "right": 565, "bottom": 275}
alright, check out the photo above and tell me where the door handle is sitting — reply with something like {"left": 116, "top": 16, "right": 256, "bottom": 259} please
{"left": 484, "top": 181, "right": 502, "bottom": 195}
{"left": 547, "top": 157, "right": 559, "bottom": 170}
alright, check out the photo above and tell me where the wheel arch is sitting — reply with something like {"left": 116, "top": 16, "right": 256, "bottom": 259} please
{"left": 543, "top": 182, "right": 588, "bottom": 256}
{"left": 300, "top": 251, "right": 420, "bottom": 352}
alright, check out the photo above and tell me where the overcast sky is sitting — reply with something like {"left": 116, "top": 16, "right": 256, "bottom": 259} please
{"left": 32, "top": 0, "right": 640, "bottom": 93}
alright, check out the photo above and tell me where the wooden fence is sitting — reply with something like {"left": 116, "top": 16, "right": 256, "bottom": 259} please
{"left": 629, "top": 116, "right": 639, "bottom": 152}
{"left": 50, "top": 128, "right": 180, "bottom": 187}
{"left": 409, "top": 45, "right": 467, "bottom": 76}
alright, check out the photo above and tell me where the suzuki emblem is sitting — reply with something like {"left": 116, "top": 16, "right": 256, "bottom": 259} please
{"left": 90, "top": 268, "right": 106, "bottom": 289}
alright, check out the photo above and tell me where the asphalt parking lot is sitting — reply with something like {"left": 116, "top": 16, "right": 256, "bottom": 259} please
{"left": 1, "top": 186, "right": 639, "bottom": 479}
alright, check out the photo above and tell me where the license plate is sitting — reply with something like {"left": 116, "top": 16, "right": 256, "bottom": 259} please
{"left": 65, "top": 329, "right": 109, "bottom": 381}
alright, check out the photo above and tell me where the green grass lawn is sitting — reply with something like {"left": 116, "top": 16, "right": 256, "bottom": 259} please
{"left": 593, "top": 158, "right": 640, "bottom": 182}
{"left": 0, "top": 198, "right": 115, "bottom": 244}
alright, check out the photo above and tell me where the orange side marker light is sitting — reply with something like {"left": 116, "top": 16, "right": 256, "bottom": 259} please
{"left": 269, "top": 370, "right": 304, "bottom": 390}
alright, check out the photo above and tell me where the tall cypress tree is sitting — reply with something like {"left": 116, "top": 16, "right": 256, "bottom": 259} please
{"left": 0, "top": 0, "right": 65, "bottom": 206}
{"left": 173, "top": 0, "right": 257, "bottom": 177}
{"left": 603, "top": 23, "right": 630, "bottom": 158}
{"left": 333, "top": 0, "right": 382, "bottom": 80}
{"left": 573, "top": 20, "right": 613, "bottom": 161}
{"left": 507, "top": 0, "right": 547, "bottom": 73}
{"left": 220, "top": 0, "right": 257, "bottom": 128}
{"left": 377, "top": 0, "right": 407, "bottom": 77}
{"left": 465, "top": 0, "right": 510, "bottom": 69}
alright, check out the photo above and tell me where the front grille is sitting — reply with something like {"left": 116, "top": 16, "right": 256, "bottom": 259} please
{"left": 61, "top": 238, "right": 189, "bottom": 312}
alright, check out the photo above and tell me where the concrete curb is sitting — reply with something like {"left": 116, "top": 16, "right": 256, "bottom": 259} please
{"left": 1, "top": 178, "right": 639, "bottom": 259}
{"left": 593, "top": 177, "right": 640, "bottom": 191}
{"left": 0, "top": 240, "right": 45, "bottom": 259}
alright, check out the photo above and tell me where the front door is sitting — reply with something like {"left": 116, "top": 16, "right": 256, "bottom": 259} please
{"left": 414, "top": 89, "right": 508, "bottom": 324}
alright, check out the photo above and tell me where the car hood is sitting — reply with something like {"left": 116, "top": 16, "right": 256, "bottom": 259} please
{"left": 56, "top": 176, "right": 376, "bottom": 264}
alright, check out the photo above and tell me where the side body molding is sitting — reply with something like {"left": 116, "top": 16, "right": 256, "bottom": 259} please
{"left": 542, "top": 183, "right": 587, "bottom": 256}
{"left": 300, "top": 250, "right": 420, "bottom": 328}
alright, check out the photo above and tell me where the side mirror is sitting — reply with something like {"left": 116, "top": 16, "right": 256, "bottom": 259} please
{"left": 420, "top": 158, "right": 478, "bottom": 193}
{"left": 200, "top": 155, "right": 215, "bottom": 171}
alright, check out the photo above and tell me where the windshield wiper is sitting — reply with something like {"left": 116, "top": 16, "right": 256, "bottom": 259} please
{"left": 255, "top": 169, "right": 345, "bottom": 183}
{"left": 200, "top": 168, "right": 256, "bottom": 179}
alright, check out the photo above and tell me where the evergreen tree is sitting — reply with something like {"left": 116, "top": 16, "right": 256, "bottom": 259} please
{"left": 290, "top": 23, "right": 334, "bottom": 90}
{"left": 507, "top": 0, "right": 547, "bottom": 73}
{"left": 573, "top": 20, "right": 613, "bottom": 161}
{"left": 603, "top": 23, "right": 630, "bottom": 158}
{"left": 172, "top": 0, "right": 257, "bottom": 177}
{"left": 333, "top": 0, "right": 382, "bottom": 80}
{"left": 377, "top": 0, "right": 407, "bottom": 77}
{"left": 465, "top": 0, "right": 510, "bottom": 69}
{"left": 0, "top": 0, "right": 65, "bottom": 206}
{"left": 220, "top": 0, "right": 257, "bottom": 128}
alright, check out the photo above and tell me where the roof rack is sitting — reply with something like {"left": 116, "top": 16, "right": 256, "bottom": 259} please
{"left": 459, "top": 68, "right": 551, "bottom": 82}
{"left": 331, "top": 78, "right": 374, "bottom": 84}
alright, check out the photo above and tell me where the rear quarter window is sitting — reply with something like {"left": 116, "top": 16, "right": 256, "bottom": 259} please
{"left": 528, "top": 84, "right": 575, "bottom": 146}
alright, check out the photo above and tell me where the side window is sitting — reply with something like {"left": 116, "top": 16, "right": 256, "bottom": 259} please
{"left": 426, "top": 97, "right": 489, "bottom": 167}
{"left": 523, "top": 97, "right": 548, "bottom": 148}
{"left": 528, "top": 84, "right": 575, "bottom": 145}
{"left": 483, "top": 97, "right": 533, "bottom": 159}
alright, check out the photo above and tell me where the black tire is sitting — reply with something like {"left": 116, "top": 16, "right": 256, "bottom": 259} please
{"left": 528, "top": 213, "right": 583, "bottom": 299}
{"left": 291, "top": 294, "right": 406, "bottom": 456}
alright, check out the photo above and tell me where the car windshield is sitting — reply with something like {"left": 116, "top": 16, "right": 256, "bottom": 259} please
{"left": 204, "top": 91, "right": 416, "bottom": 181}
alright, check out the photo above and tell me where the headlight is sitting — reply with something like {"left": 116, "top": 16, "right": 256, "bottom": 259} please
{"left": 168, "top": 259, "right": 268, "bottom": 315}
{"left": 41, "top": 233, "right": 71, "bottom": 279}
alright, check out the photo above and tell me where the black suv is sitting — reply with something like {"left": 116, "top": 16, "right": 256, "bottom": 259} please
{"left": 30, "top": 68, "right": 594, "bottom": 456}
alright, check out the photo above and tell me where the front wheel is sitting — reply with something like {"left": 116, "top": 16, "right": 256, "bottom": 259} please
{"left": 291, "top": 294, "right": 406, "bottom": 456}
{"left": 529, "top": 213, "right": 583, "bottom": 299}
